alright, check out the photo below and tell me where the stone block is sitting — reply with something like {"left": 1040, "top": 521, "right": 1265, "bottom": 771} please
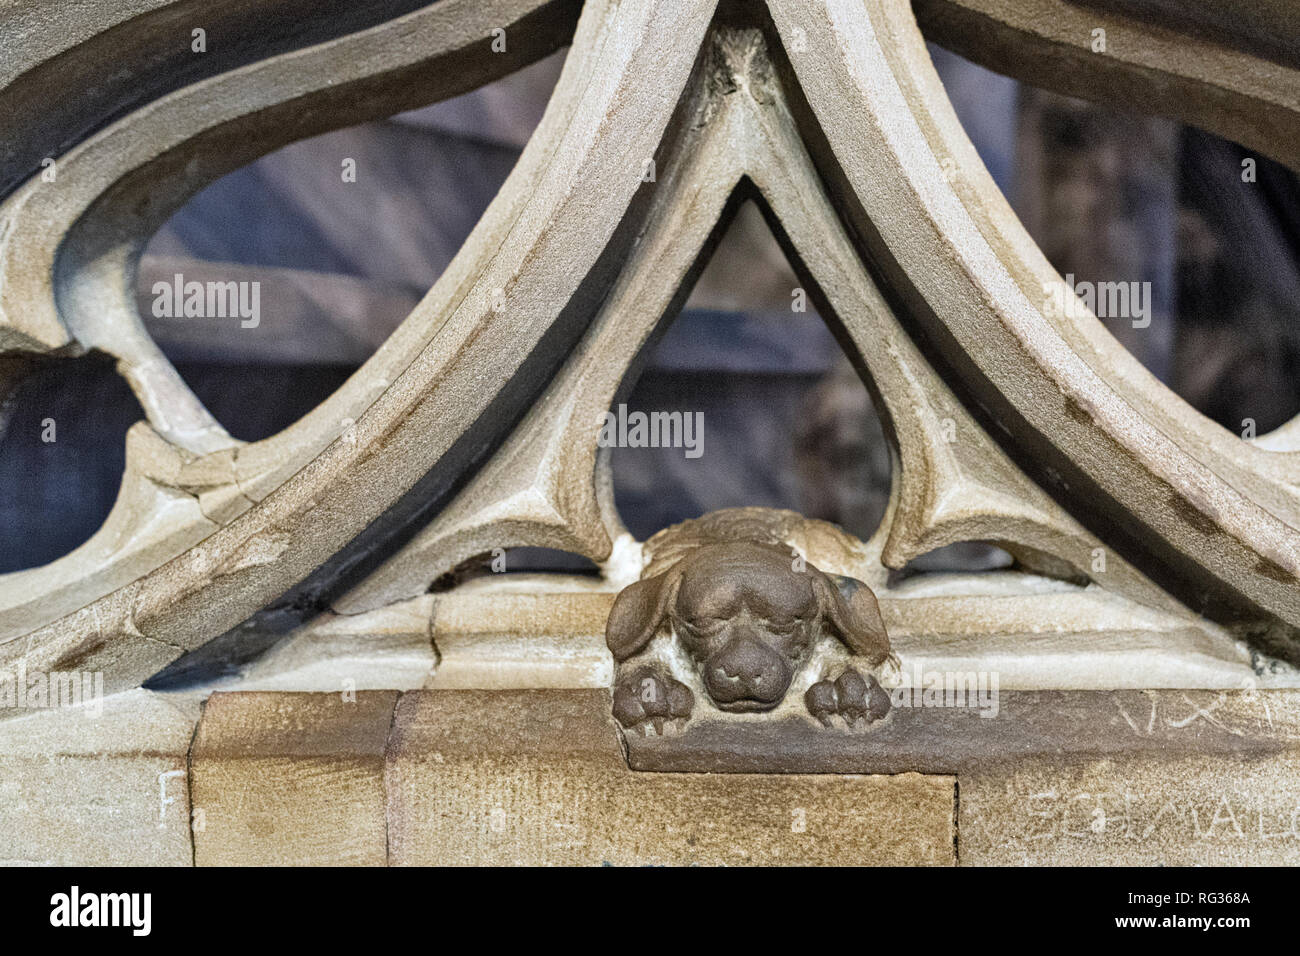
{"left": 386, "top": 689, "right": 955, "bottom": 865}
{"left": 959, "top": 752, "right": 1300, "bottom": 866}
{"left": 0, "top": 689, "right": 198, "bottom": 866}
{"left": 191, "top": 691, "right": 396, "bottom": 866}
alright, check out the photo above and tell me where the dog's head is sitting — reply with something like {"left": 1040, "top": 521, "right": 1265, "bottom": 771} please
{"left": 606, "top": 541, "right": 889, "bottom": 712}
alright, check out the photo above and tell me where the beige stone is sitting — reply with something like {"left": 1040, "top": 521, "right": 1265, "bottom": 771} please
{"left": 430, "top": 630, "right": 611, "bottom": 689}
{"left": 0, "top": 0, "right": 591, "bottom": 688}
{"left": 386, "top": 689, "right": 955, "bottom": 865}
{"left": 8, "top": 0, "right": 1300, "bottom": 694}
{"left": 960, "top": 753, "right": 1300, "bottom": 866}
{"left": 428, "top": 586, "right": 613, "bottom": 689}
{"left": 231, "top": 597, "right": 437, "bottom": 692}
{"left": 3, "top": 0, "right": 1300, "bottom": 871}
{"left": 950, "top": 693, "right": 1300, "bottom": 866}
{"left": 0, "top": 689, "right": 197, "bottom": 866}
{"left": 190, "top": 691, "right": 397, "bottom": 866}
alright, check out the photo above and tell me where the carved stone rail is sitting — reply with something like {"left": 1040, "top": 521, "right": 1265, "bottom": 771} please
{"left": 2, "top": 0, "right": 1300, "bottom": 865}
{"left": 4, "top": 0, "right": 1300, "bottom": 695}
{"left": 3, "top": 687, "right": 1298, "bottom": 866}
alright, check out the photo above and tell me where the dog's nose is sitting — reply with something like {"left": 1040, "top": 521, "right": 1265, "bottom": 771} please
{"left": 704, "top": 634, "right": 791, "bottom": 709}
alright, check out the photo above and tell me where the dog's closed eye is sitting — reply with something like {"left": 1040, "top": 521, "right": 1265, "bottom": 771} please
{"left": 690, "top": 616, "right": 729, "bottom": 631}
{"left": 765, "top": 618, "right": 801, "bottom": 633}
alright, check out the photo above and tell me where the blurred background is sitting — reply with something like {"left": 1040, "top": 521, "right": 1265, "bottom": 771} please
{"left": 3, "top": 42, "right": 1298, "bottom": 573}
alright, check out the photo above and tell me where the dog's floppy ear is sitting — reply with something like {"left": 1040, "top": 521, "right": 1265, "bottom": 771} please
{"left": 605, "top": 566, "right": 682, "bottom": 661}
{"left": 812, "top": 571, "right": 891, "bottom": 665}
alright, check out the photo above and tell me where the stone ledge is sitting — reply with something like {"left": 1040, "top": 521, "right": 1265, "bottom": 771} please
{"left": 626, "top": 689, "right": 1300, "bottom": 773}
{"left": 0, "top": 689, "right": 198, "bottom": 866}
{"left": 959, "top": 752, "right": 1300, "bottom": 866}
{"left": 190, "top": 691, "right": 397, "bottom": 866}
{"left": 3, "top": 688, "right": 1298, "bottom": 864}
{"left": 385, "top": 689, "right": 956, "bottom": 865}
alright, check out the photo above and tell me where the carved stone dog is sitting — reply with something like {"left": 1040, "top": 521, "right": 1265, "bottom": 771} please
{"left": 605, "top": 509, "right": 893, "bottom": 734}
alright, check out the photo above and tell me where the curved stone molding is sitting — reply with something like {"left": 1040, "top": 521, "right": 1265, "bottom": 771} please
{"left": 768, "top": 0, "right": 1300, "bottom": 638}
{"left": 0, "top": 0, "right": 582, "bottom": 647}
{"left": 1, "top": 0, "right": 717, "bottom": 695}
{"left": 337, "top": 22, "right": 1178, "bottom": 620}
{"left": 2, "top": 0, "right": 1299, "bottom": 703}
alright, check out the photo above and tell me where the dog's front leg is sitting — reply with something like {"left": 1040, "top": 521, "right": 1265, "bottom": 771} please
{"left": 804, "top": 666, "right": 891, "bottom": 729}
{"left": 610, "top": 658, "right": 694, "bottom": 736}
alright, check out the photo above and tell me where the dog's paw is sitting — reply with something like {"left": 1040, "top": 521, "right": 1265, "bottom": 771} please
{"left": 612, "top": 667, "right": 694, "bottom": 736}
{"left": 805, "top": 667, "right": 890, "bottom": 729}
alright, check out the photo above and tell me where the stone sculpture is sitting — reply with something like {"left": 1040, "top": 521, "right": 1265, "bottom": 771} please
{"left": 606, "top": 508, "right": 893, "bottom": 733}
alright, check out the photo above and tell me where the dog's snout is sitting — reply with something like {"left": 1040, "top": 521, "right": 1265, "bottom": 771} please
{"left": 703, "top": 634, "right": 792, "bottom": 710}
